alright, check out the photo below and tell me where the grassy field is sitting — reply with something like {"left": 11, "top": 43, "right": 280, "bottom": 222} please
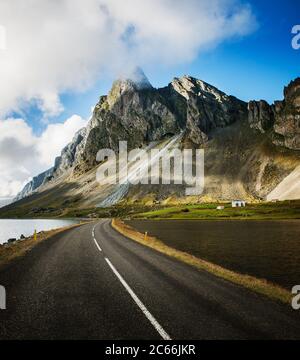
{"left": 0, "top": 203, "right": 159, "bottom": 219}
{"left": 0, "top": 199, "right": 299, "bottom": 220}
{"left": 133, "top": 201, "right": 300, "bottom": 220}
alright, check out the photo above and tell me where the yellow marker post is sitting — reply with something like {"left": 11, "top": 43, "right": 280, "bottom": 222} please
{"left": 34, "top": 229, "right": 37, "bottom": 241}
{"left": 144, "top": 231, "right": 148, "bottom": 242}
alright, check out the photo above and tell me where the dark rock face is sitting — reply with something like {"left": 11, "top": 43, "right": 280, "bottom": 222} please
{"left": 248, "top": 78, "right": 300, "bottom": 150}
{"left": 248, "top": 100, "right": 275, "bottom": 133}
{"left": 273, "top": 79, "right": 300, "bottom": 150}
{"left": 171, "top": 76, "right": 247, "bottom": 144}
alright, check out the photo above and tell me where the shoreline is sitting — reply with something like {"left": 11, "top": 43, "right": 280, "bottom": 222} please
{"left": 0, "top": 222, "right": 89, "bottom": 269}
{"left": 0, "top": 218, "right": 86, "bottom": 246}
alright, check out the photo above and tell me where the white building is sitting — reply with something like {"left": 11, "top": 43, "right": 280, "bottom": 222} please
{"left": 231, "top": 200, "right": 246, "bottom": 208}
{"left": 216, "top": 206, "right": 225, "bottom": 210}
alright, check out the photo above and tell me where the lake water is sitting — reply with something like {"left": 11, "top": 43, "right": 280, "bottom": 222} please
{"left": 127, "top": 220, "right": 300, "bottom": 289}
{"left": 0, "top": 219, "right": 80, "bottom": 245}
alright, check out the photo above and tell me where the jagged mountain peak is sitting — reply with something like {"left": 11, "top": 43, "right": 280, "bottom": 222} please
{"left": 125, "top": 67, "right": 153, "bottom": 89}
{"left": 113, "top": 67, "right": 152, "bottom": 91}
{"left": 284, "top": 77, "right": 300, "bottom": 103}
{"left": 249, "top": 77, "right": 300, "bottom": 149}
{"left": 107, "top": 67, "right": 153, "bottom": 107}
{"left": 171, "top": 75, "right": 227, "bottom": 102}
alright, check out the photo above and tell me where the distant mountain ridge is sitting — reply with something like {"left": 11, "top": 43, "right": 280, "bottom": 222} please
{"left": 12, "top": 70, "right": 300, "bottom": 211}
{"left": 14, "top": 167, "right": 54, "bottom": 202}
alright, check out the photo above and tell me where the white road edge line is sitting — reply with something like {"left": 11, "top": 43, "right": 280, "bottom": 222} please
{"left": 104, "top": 257, "right": 172, "bottom": 341}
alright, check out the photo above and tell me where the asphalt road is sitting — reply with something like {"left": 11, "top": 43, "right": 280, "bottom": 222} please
{"left": 0, "top": 219, "right": 300, "bottom": 340}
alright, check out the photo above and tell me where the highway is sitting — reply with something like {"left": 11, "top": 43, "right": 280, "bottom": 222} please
{"left": 0, "top": 219, "right": 300, "bottom": 340}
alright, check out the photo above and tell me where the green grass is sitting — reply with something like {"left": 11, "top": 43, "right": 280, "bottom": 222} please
{"left": 1, "top": 199, "right": 299, "bottom": 221}
{"left": 134, "top": 201, "right": 300, "bottom": 220}
{"left": 0, "top": 203, "right": 162, "bottom": 219}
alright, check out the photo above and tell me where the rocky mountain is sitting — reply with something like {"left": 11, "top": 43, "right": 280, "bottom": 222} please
{"left": 12, "top": 70, "right": 300, "bottom": 212}
{"left": 53, "top": 127, "right": 86, "bottom": 177}
{"left": 248, "top": 78, "right": 300, "bottom": 150}
{"left": 73, "top": 70, "right": 247, "bottom": 174}
{"left": 14, "top": 128, "right": 86, "bottom": 202}
{"left": 14, "top": 167, "right": 54, "bottom": 202}
{"left": 169, "top": 76, "right": 247, "bottom": 145}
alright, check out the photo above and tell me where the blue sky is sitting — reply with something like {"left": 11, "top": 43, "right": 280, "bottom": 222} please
{"left": 21, "top": 0, "right": 300, "bottom": 134}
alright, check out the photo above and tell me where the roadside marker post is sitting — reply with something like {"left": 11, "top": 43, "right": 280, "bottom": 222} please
{"left": 0, "top": 285, "right": 6, "bottom": 310}
{"left": 144, "top": 231, "right": 148, "bottom": 242}
{"left": 34, "top": 230, "right": 37, "bottom": 241}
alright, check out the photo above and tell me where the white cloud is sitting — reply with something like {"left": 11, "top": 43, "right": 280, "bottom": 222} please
{"left": 37, "top": 115, "right": 87, "bottom": 166}
{"left": 0, "top": 0, "right": 257, "bottom": 117}
{"left": 0, "top": 24, "right": 6, "bottom": 50}
{"left": 0, "top": 115, "right": 87, "bottom": 197}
